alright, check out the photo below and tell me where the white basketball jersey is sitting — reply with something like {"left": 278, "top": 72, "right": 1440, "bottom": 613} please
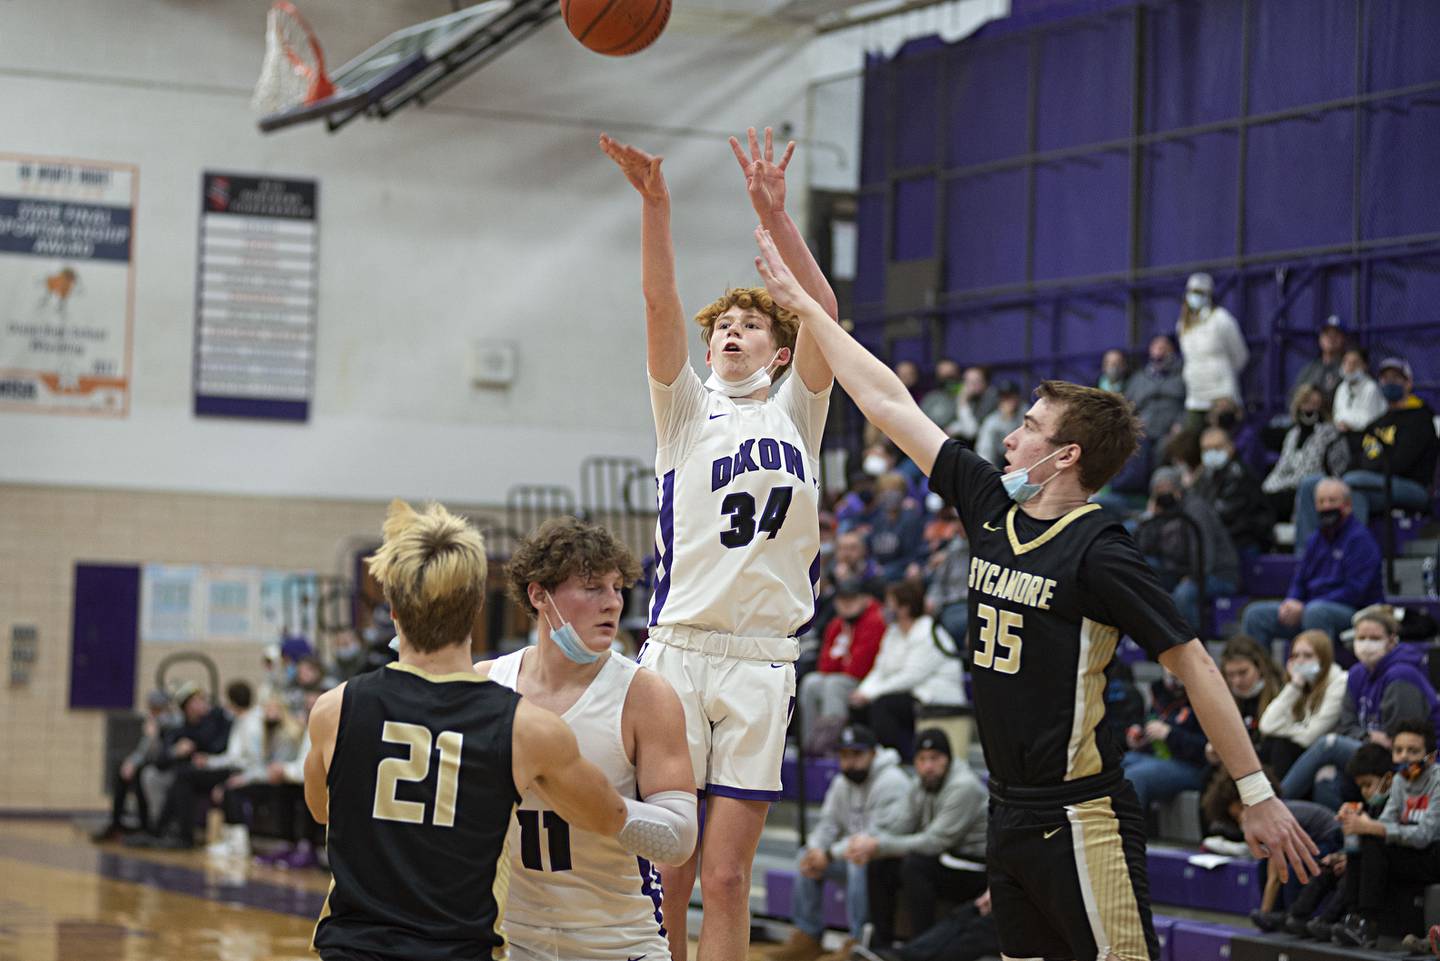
{"left": 647, "top": 365, "right": 830, "bottom": 640}
{"left": 488, "top": 649, "right": 665, "bottom": 931}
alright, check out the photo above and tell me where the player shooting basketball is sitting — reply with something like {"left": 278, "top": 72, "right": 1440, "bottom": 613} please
{"left": 752, "top": 229, "right": 1319, "bottom": 961}
{"left": 600, "top": 127, "right": 836, "bottom": 961}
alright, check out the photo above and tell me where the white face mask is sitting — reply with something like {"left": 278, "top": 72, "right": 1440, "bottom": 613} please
{"left": 705, "top": 350, "right": 782, "bottom": 397}
{"left": 1200, "top": 449, "right": 1229, "bottom": 471}
{"left": 1294, "top": 661, "right": 1322, "bottom": 683}
{"left": 863, "top": 454, "right": 890, "bottom": 477}
{"left": 1354, "top": 638, "right": 1387, "bottom": 667}
{"left": 1186, "top": 291, "right": 1208, "bottom": 312}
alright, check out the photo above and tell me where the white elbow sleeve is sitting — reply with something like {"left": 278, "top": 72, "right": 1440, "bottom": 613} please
{"left": 618, "top": 790, "right": 698, "bottom": 865}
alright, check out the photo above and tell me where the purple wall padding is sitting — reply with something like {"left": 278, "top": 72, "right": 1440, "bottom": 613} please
{"left": 69, "top": 564, "right": 141, "bottom": 709}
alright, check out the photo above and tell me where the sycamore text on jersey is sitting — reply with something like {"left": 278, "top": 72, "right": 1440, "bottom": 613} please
{"left": 709, "top": 437, "right": 809, "bottom": 492}
{"left": 967, "top": 556, "right": 1058, "bottom": 611}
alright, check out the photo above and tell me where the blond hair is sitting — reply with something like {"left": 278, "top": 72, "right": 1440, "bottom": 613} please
{"left": 1354, "top": 604, "right": 1399, "bottom": 638}
{"left": 1289, "top": 629, "right": 1336, "bottom": 723}
{"left": 694, "top": 287, "right": 800, "bottom": 374}
{"left": 366, "top": 499, "right": 487, "bottom": 654}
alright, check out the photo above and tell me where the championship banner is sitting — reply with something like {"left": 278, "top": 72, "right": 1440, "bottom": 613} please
{"left": 194, "top": 172, "right": 317, "bottom": 422}
{"left": 0, "top": 155, "right": 136, "bottom": 415}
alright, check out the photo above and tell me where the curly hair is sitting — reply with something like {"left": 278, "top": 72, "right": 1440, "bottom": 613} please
{"left": 693, "top": 287, "right": 800, "bottom": 374}
{"left": 505, "top": 517, "right": 641, "bottom": 618}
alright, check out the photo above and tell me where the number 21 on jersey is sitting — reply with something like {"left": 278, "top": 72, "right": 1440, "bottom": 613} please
{"left": 372, "top": 721, "right": 462, "bottom": 827}
{"left": 972, "top": 603, "right": 1023, "bottom": 674}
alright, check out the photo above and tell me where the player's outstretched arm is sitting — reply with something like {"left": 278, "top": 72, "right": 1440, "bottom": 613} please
{"left": 303, "top": 684, "right": 344, "bottom": 824}
{"left": 600, "top": 134, "right": 688, "bottom": 387}
{"left": 1159, "top": 640, "right": 1320, "bottom": 883}
{"left": 731, "top": 127, "right": 837, "bottom": 394}
{"left": 754, "top": 226, "right": 947, "bottom": 474}
{"left": 513, "top": 698, "right": 627, "bottom": 837}
{"left": 622, "top": 670, "right": 699, "bottom": 865}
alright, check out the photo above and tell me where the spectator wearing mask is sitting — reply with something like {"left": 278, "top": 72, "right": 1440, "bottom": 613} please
{"left": 1177, "top": 272, "right": 1248, "bottom": 430}
{"left": 1134, "top": 466, "right": 1240, "bottom": 634}
{"left": 1291, "top": 315, "right": 1348, "bottom": 406}
{"left": 946, "top": 366, "right": 997, "bottom": 446}
{"left": 1263, "top": 385, "right": 1340, "bottom": 522}
{"left": 770, "top": 725, "right": 911, "bottom": 961}
{"left": 328, "top": 630, "right": 367, "bottom": 681}
{"left": 974, "top": 380, "right": 1023, "bottom": 467}
{"left": 1331, "top": 347, "right": 1386, "bottom": 434}
{"left": 1241, "top": 478, "right": 1382, "bottom": 649}
{"left": 1097, "top": 349, "right": 1129, "bottom": 393}
{"left": 1281, "top": 606, "right": 1440, "bottom": 810}
{"left": 1122, "top": 669, "right": 1210, "bottom": 812}
{"left": 1208, "top": 397, "right": 1268, "bottom": 478}
{"left": 1193, "top": 426, "right": 1275, "bottom": 556}
{"left": 1294, "top": 357, "right": 1438, "bottom": 545}
{"left": 1125, "top": 334, "right": 1187, "bottom": 441}
{"left": 127, "top": 682, "right": 234, "bottom": 849}
{"left": 836, "top": 472, "right": 879, "bottom": 533}
{"left": 1258, "top": 630, "right": 1348, "bottom": 779}
{"left": 1327, "top": 719, "right": 1440, "bottom": 949}
{"left": 92, "top": 689, "right": 179, "bottom": 841}
{"left": 923, "top": 519, "right": 970, "bottom": 650}
{"left": 920, "top": 359, "right": 962, "bottom": 427}
{"left": 853, "top": 729, "right": 989, "bottom": 950}
{"left": 800, "top": 579, "right": 885, "bottom": 750}
{"left": 207, "top": 692, "right": 305, "bottom": 860}
{"left": 867, "top": 474, "right": 927, "bottom": 583}
{"left": 850, "top": 579, "right": 964, "bottom": 762}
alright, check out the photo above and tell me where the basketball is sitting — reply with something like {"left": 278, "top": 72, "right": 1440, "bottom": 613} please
{"left": 561, "top": 0, "right": 670, "bottom": 57}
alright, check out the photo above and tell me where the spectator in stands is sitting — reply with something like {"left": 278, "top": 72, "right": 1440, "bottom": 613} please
{"left": 1219, "top": 637, "right": 1285, "bottom": 742}
{"left": 1262, "top": 385, "right": 1339, "bottom": 522}
{"left": 1134, "top": 466, "right": 1240, "bottom": 634}
{"left": 92, "top": 689, "right": 178, "bottom": 842}
{"left": 206, "top": 692, "right": 304, "bottom": 860}
{"left": 1126, "top": 334, "right": 1186, "bottom": 441}
{"left": 1103, "top": 660, "right": 1146, "bottom": 748}
{"left": 1241, "top": 478, "right": 1383, "bottom": 649}
{"left": 894, "top": 360, "right": 923, "bottom": 402}
{"left": 1326, "top": 718, "right": 1440, "bottom": 948}
{"left": 1121, "top": 668, "right": 1210, "bottom": 812}
{"left": 327, "top": 630, "right": 367, "bottom": 682}
{"left": 923, "top": 518, "right": 969, "bottom": 650}
{"left": 1331, "top": 347, "right": 1386, "bottom": 434}
{"left": 946, "top": 365, "right": 997, "bottom": 446}
{"left": 919, "top": 358, "right": 961, "bottom": 427}
{"left": 198, "top": 680, "right": 258, "bottom": 779}
{"left": 1282, "top": 606, "right": 1440, "bottom": 810}
{"left": 1160, "top": 428, "right": 1202, "bottom": 487}
{"left": 285, "top": 655, "right": 334, "bottom": 716}
{"left": 854, "top": 729, "right": 988, "bottom": 951}
{"left": 833, "top": 529, "right": 879, "bottom": 587}
{"left": 1294, "top": 357, "right": 1439, "bottom": 544}
{"left": 128, "top": 682, "right": 234, "bottom": 849}
{"left": 867, "top": 474, "right": 927, "bottom": 582}
{"left": 1097, "top": 349, "right": 1129, "bottom": 394}
{"left": 864, "top": 439, "right": 926, "bottom": 495}
{"left": 1194, "top": 426, "right": 1275, "bottom": 556}
{"left": 835, "top": 471, "right": 878, "bottom": 533}
{"left": 1291, "top": 315, "right": 1348, "bottom": 406}
{"left": 801, "top": 578, "right": 884, "bottom": 752}
{"left": 1177, "top": 272, "right": 1248, "bottom": 431}
{"left": 849, "top": 579, "right": 964, "bottom": 763}
{"left": 1257, "top": 630, "right": 1347, "bottom": 779}
{"left": 883, "top": 889, "right": 999, "bottom": 961}
{"left": 1207, "top": 397, "right": 1268, "bottom": 478}
{"left": 974, "top": 379, "right": 1023, "bottom": 467}
{"left": 770, "top": 724, "right": 911, "bottom": 961}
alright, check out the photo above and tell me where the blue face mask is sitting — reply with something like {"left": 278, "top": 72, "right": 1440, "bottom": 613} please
{"left": 1000, "top": 445, "right": 1072, "bottom": 504}
{"left": 543, "top": 593, "right": 601, "bottom": 665}
{"left": 1381, "top": 382, "right": 1406, "bottom": 403}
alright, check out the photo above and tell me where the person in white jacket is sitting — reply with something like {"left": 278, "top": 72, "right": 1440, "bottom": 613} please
{"left": 1257, "top": 630, "right": 1347, "bottom": 779}
{"left": 849, "top": 579, "right": 964, "bottom": 762}
{"left": 207, "top": 692, "right": 305, "bottom": 861}
{"left": 1332, "top": 347, "right": 1387, "bottom": 433}
{"left": 1177, "top": 272, "right": 1249, "bottom": 429}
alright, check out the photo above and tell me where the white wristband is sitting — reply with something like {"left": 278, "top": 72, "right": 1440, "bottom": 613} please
{"left": 1236, "top": 770, "right": 1275, "bottom": 807}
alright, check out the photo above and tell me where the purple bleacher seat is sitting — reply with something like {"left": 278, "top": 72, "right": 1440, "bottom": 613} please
{"left": 764, "top": 869, "right": 848, "bottom": 929}
{"left": 1167, "top": 920, "right": 1241, "bottom": 961}
{"left": 1147, "top": 848, "right": 1262, "bottom": 913}
{"left": 1248, "top": 555, "right": 1298, "bottom": 598}
{"left": 780, "top": 755, "right": 840, "bottom": 802}
{"left": 1151, "top": 913, "right": 1177, "bottom": 961}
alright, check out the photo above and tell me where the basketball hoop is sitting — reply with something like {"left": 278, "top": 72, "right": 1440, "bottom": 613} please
{"left": 252, "top": 1, "right": 336, "bottom": 115}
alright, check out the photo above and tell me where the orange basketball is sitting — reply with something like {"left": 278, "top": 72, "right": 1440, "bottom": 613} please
{"left": 561, "top": 0, "right": 671, "bottom": 56}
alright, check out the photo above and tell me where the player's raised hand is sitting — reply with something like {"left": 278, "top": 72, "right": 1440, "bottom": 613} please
{"left": 1241, "top": 795, "right": 1321, "bottom": 884}
{"left": 729, "top": 126, "right": 796, "bottom": 218}
{"left": 753, "top": 226, "right": 819, "bottom": 317}
{"left": 599, "top": 133, "right": 668, "bottom": 203}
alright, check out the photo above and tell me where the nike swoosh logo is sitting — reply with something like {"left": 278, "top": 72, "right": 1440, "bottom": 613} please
{"left": 629, "top": 956, "right": 646, "bottom": 960}
{"left": 708, "top": 413, "right": 729, "bottom": 420}
{"left": 1043, "top": 827, "right": 1063, "bottom": 839}
{"left": 770, "top": 662, "right": 785, "bottom": 668}
{"left": 983, "top": 520, "right": 1002, "bottom": 532}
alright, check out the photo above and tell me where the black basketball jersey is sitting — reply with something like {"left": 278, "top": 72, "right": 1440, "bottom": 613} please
{"left": 929, "top": 440, "right": 1193, "bottom": 788}
{"left": 313, "top": 661, "right": 522, "bottom": 961}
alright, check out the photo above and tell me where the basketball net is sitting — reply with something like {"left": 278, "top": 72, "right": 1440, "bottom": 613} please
{"left": 252, "top": 1, "right": 336, "bottom": 115}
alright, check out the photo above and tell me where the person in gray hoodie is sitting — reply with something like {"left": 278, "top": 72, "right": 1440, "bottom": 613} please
{"left": 848, "top": 728, "right": 988, "bottom": 949}
{"left": 769, "top": 725, "right": 912, "bottom": 961}
{"left": 1328, "top": 717, "right": 1440, "bottom": 948}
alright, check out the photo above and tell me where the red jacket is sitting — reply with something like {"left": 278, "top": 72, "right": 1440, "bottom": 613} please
{"left": 818, "top": 600, "right": 885, "bottom": 680}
